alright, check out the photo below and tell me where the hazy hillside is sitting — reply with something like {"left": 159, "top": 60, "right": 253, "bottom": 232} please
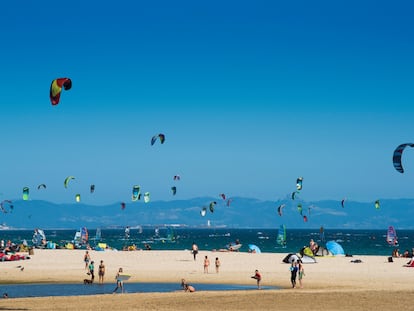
{"left": 1, "top": 197, "right": 414, "bottom": 229}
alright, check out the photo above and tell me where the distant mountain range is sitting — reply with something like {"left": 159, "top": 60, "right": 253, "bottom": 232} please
{"left": 2, "top": 197, "right": 414, "bottom": 230}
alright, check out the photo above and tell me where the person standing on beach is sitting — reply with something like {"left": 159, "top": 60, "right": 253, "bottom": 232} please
{"left": 113, "top": 268, "right": 124, "bottom": 293}
{"left": 204, "top": 255, "right": 210, "bottom": 273}
{"left": 290, "top": 261, "right": 298, "bottom": 288}
{"left": 251, "top": 269, "right": 262, "bottom": 289}
{"left": 298, "top": 260, "right": 305, "bottom": 288}
{"left": 98, "top": 260, "right": 105, "bottom": 284}
{"left": 84, "top": 251, "right": 90, "bottom": 270}
{"left": 192, "top": 242, "right": 198, "bottom": 260}
{"left": 88, "top": 260, "right": 95, "bottom": 282}
{"left": 215, "top": 257, "right": 221, "bottom": 273}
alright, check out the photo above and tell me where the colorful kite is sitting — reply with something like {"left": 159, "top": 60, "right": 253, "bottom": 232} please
{"left": 132, "top": 185, "right": 141, "bottom": 201}
{"left": 151, "top": 133, "right": 165, "bottom": 145}
{"left": 22, "top": 187, "right": 29, "bottom": 200}
{"left": 144, "top": 192, "right": 150, "bottom": 203}
{"left": 50, "top": 78, "right": 72, "bottom": 105}
{"left": 277, "top": 204, "right": 286, "bottom": 216}
{"left": 296, "top": 177, "right": 303, "bottom": 191}
{"left": 64, "top": 176, "right": 75, "bottom": 188}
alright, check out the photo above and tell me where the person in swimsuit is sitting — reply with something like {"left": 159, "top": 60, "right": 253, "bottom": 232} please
{"left": 113, "top": 268, "right": 124, "bottom": 293}
{"left": 290, "top": 261, "right": 298, "bottom": 288}
{"left": 98, "top": 260, "right": 105, "bottom": 284}
{"left": 215, "top": 257, "right": 221, "bottom": 273}
{"left": 203, "top": 255, "right": 210, "bottom": 274}
{"left": 88, "top": 261, "right": 95, "bottom": 282}
{"left": 192, "top": 242, "right": 198, "bottom": 261}
{"left": 251, "top": 269, "right": 262, "bottom": 289}
{"left": 83, "top": 251, "right": 90, "bottom": 270}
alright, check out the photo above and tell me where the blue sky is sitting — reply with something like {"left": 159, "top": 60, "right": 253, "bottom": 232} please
{"left": 1, "top": 1, "right": 413, "bottom": 205}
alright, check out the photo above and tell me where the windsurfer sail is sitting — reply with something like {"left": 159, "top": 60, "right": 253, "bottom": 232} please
{"left": 386, "top": 226, "right": 398, "bottom": 246}
{"left": 276, "top": 225, "right": 287, "bottom": 247}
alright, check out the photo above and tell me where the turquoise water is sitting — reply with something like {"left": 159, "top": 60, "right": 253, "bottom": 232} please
{"left": 0, "top": 283, "right": 278, "bottom": 298}
{"left": 1, "top": 228, "right": 414, "bottom": 256}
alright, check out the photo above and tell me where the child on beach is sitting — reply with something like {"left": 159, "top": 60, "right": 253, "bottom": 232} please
{"left": 298, "top": 260, "right": 305, "bottom": 288}
{"left": 251, "top": 269, "right": 262, "bottom": 289}
{"left": 215, "top": 257, "right": 220, "bottom": 273}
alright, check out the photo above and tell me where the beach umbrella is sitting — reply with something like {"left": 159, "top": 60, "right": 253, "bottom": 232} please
{"left": 326, "top": 240, "right": 345, "bottom": 256}
{"left": 248, "top": 244, "right": 261, "bottom": 253}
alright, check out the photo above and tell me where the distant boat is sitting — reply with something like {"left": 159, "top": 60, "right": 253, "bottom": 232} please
{"left": 0, "top": 223, "right": 11, "bottom": 230}
{"left": 386, "top": 226, "right": 398, "bottom": 246}
{"left": 276, "top": 225, "right": 287, "bottom": 248}
{"left": 227, "top": 241, "right": 242, "bottom": 251}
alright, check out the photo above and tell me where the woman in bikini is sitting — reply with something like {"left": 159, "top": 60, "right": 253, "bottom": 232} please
{"left": 98, "top": 260, "right": 105, "bottom": 284}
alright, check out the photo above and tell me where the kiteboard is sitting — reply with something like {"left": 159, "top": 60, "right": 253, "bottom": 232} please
{"left": 117, "top": 274, "right": 131, "bottom": 281}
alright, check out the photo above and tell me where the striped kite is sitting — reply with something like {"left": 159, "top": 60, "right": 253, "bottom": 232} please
{"left": 393, "top": 143, "right": 414, "bottom": 173}
{"left": 50, "top": 78, "right": 72, "bottom": 105}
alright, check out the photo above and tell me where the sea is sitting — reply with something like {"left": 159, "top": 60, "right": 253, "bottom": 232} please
{"left": 1, "top": 227, "right": 414, "bottom": 256}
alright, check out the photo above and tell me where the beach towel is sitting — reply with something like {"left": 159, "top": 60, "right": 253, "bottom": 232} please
{"left": 403, "top": 260, "right": 414, "bottom": 267}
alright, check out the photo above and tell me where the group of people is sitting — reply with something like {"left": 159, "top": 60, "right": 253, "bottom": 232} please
{"left": 289, "top": 259, "right": 305, "bottom": 288}
{"left": 0, "top": 239, "right": 21, "bottom": 254}
{"left": 392, "top": 248, "right": 413, "bottom": 258}
{"left": 202, "top": 255, "right": 221, "bottom": 273}
{"left": 83, "top": 251, "right": 126, "bottom": 292}
{"left": 83, "top": 251, "right": 106, "bottom": 284}
{"left": 251, "top": 259, "right": 305, "bottom": 291}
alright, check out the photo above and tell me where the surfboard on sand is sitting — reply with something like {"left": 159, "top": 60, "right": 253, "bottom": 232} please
{"left": 117, "top": 274, "right": 131, "bottom": 281}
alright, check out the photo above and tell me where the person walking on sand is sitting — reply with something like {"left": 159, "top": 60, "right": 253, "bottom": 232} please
{"left": 98, "top": 260, "right": 105, "bottom": 284}
{"left": 251, "top": 269, "right": 262, "bottom": 289}
{"left": 298, "top": 259, "right": 305, "bottom": 288}
{"left": 192, "top": 242, "right": 198, "bottom": 261}
{"left": 113, "top": 268, "right": 124, "bottom": 293}
{"left": 83, "top": 251, "right": 90, "bottom": 270}
{"left": 290, "top": 261, "right": 298, "bottom": 288}
{"left": 215, "top": 257, "right": 221, "bottom": 273}
{"left": 203, "top": 255, "right": 210, "bottom": 273}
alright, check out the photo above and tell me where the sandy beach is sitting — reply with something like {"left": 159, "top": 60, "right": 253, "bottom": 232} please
{"left": 0, "top": 249, "right": 413, "bottom": 310}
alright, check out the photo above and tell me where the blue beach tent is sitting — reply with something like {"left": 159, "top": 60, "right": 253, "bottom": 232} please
{"left": 326, "top": 241, "right": 345, "bottom": 256}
